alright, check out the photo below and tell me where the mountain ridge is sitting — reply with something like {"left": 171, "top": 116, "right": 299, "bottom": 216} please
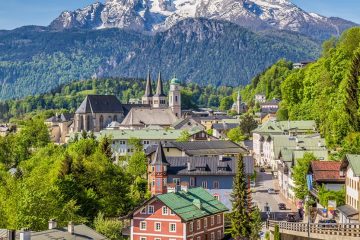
{"left": 49, "top": 0, "right": 358, "bottom": 41}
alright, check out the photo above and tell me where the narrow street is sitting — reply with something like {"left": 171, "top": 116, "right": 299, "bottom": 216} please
{"left": 252, "top": 170, "right": 296, "bottom": 221}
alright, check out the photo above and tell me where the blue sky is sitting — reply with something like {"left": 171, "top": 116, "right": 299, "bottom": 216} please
{"left": 0, "top": 0, "right": 359, "bottom": 30}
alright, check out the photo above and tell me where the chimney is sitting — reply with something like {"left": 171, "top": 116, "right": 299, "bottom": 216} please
{"left": 180, "top": 182, "right": 189, "bottom": 192}
{"left": 187, "top": 161, "right": 191, "bottom": 171}
{"left": 193, "top": 199, "right": 201, "bottom": 209}
{"left": 20, "top": 228, "right": 31, "bottom": 240}
{"left": 167, "top": 183, "right": 177, "bottom": 193}
{"left": 48, "top": 219, "right": 57, "bottom": 230}
{"left": 68, "top": 221, "right": 75, "bottom": 235}
{"left": 7, "top": 230, "right": 15, "bottom": 240}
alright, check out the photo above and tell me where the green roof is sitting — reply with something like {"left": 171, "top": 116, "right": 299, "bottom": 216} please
{"left": 253, "top": 120, "right": 316, "bottom": 134}
{"left": 97, "top": 127, "right": 202, "bottom": 140}
{"left": 252, "top": 121, "right": 283, "bottom": 134}
{"left": 170, "top": 77, "right": 181, "bottom": 85}
{"left": 346, "top": 154, "right": 360, "bottom": 176}
{"left": 157, "top": 187, "right": 228, "bottom": 221}
{"left": 279, "top": 147, "right": 328, "bottom": 163}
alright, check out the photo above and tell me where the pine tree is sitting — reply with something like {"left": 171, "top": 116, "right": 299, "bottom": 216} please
{"left": 230, "top": 154, "right": 251, "bottom": 240}
{"left": 249, "top": 207, "right": 263, "bottom": 240}
{"left": 345, "top": 49, "right": 360, "bottom": 131}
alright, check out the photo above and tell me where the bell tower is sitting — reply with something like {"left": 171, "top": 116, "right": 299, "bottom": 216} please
{"left": 152, "top": 72, "right": 167, "bottom": 108}
{"left": 236, "top": 90, "right": 242, "bottom": 114}
{"left": 149, "top": 142, "right": 169, "bottom": 195}
{"left": 169, "top": 76, "right": 182, "bottom": 118}
{"left": 142, "top": 70, "right": 153, "bottom": 105}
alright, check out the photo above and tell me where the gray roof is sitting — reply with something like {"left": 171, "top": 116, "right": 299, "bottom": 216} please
{"left": 212, "top": 123, "right": 239, "bottom": 130}
{"left": 166, "top": 155, "right": 253, "bottom": 176}
{"left": 2, "top": 225, "right": 107, "bottom": 240}
{"left": 172, "top": 117, "right": 205, "bottom": 130}
{"left": 45, "top": 113, "right": 73, "bottom": 123}
{"left": 122, "top": 104, "right": 150, "bottom": 116}
{"left": 75, "top": 95, "right": 124, "bottom": 114}
{"left": 337, "top": 205, "right": 359, "bottom": 218}
{"left": 146, "top": 140, "right": 247, "bottom": 156}
{"left": 144, "top": 70, "right": 153, "bottom": 97}
{"left": 151, "top": 143, "right": 170, "bottom": 166}
{"left": 121, "top": 108, "right": 178, "bottom": 126}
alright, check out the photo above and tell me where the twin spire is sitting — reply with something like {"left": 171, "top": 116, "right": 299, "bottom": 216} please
{"left": 143, "top": 70, "right": 166, "bottom": 97}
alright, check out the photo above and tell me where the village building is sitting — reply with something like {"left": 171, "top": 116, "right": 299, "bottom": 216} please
{"left": 231, "top": 90, "right": 246, "bottom": 114}
{"left": 128, "top": 187, "right": 227, "bottom": 240}
{"left": 147, "top": 143, "right": 253, "bottom": 209}
{"left": 171, "top": 117, "right": 205, "bottom": 131}
{"left": 254, "top": 94, "right": 266, "bottom": 103}
{"left": 338, "top": 154, "right": 360, "bottom": 223}
{"left": 45, "top": 113, "right": 73, "bottom": 144}
{"left": 211, "top": 123, "right": 239, "bottom": 139}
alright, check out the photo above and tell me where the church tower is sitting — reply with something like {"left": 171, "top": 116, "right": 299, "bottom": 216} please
{"left": 142, "top": 70, "right": 153, "bottom": 105}
{"left": 149, "top": 143, "right": 169, "bottom": 196}
{"left": 236, "top": 89, "right": 242, "bottom": 114}
{"left": 169, "top": 76, "right": 182, "bottom": 118}
{"left": 152, "top": 72, "right": 167, "bottom": 108}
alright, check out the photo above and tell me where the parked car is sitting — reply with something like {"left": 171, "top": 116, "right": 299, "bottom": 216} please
{"left": 260, "top": 168, "right": 266, "bottom": 172}
{"left": 286, "top": 213, "right": 297, "bottom": 222}
{"left": 319, "top": 219, "right": 337, "bottom": 228}
{"left": 278, "top": 203, "right": 286, "bottom": 210}
{"left": 267, "top": 188, "right": 275, "bottom": 194}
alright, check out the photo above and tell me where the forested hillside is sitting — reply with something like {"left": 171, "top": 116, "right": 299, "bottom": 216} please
{"left": 0, "top": 18, "right": 320, "bottom": 100}
{"left": 0, "top": 77, "right": 234, "bottom": 122}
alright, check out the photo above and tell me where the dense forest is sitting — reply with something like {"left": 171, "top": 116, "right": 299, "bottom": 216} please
{"left": 0, "top": 18, "right": 320, "bottom": 100}
{"left": 0, "top": 77, "right": 235, "bottom": 122}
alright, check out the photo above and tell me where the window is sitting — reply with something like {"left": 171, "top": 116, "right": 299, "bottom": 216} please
{"left": 210, "top": 232, "right": 215, "bottom": 240}
{"left": 141, "top": 237, "right": 146, "bottom": 240}
{"left": 217, "top": 214, "right": 221, "bottom": 224}
{"left": 140, "top": 221, "right": 146, "bottom": 230}
{"left": 197, "top": 237, "right": 201, "bottom": 240}
{"left": 204, "top": 218, "right": 207, "bottom": 228}
{"left": 197, "top": 220, "right": 201, "bottom": 230}
{"left": 211, "top": 216, "right": 215, "bottom": 226}
{"left": 175, "top": 96, "right": 178, "bottom": 102}
{"left": 213, "top": 194, "right": 220, "bottom": 201}
{"left": 143, "top": 140, "right": 150, "bottom": 145}
{"left": 155, "top": 238, "right": 161, "bottom": 240}
{"left": 169, "top": 223, "right": 176, "bottom": 232}
{"left": 190, "top": 177, "right": 195, "bottom": 187}
{"left": 162, "top": 206, "right": 168, "bottom": 215}
{"left": 213, "top": 181, "right": 219, "bottom": 189}
{"left": 189, "top": 222, "right": 193, "bottom": 232}
{"left": 140, "top": 207, "right": 146, "bottom": 214}
{"left": 201, "top": 181, "right": 208, "bottom": 189}
{"left": 155, "top": 222, "right": 161, "bottom": 231}
{"left": 156, "top": 179, "right": 161, "bottom": 187}
{"left": 170, "top": 210, "right": 175, "bottom": 215}
{"left": 148, "top": 205, "right": 154, "bottom": 214}
{"left": 217, "top": 230, "right": 222, "bottom": 240}
{"left": 173, "top": 178, "right": 180, "bottom": 186}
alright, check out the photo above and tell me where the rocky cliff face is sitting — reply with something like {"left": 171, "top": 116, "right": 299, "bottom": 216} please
{"left": 50, "top": 0, "right": 357, "bottom": 40}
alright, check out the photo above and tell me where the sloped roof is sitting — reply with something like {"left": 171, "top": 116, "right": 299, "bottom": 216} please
{"left": 75, "top": 95, "right": 123, "bottom": 114}
{"left": 170, "top": 140, "right": 247, "bottom": 155}
{"left": 311, "top": 161, "right": 344, "bottom": 183}
{"left": 157, "top": 187, "right": 228, "bottom": 221}
{"left": 345, "top": 154, "right": 360, "bottom": 176}
{"left": 252, "top": 121, "right": 283, "bottom": 134}
{"left": 151, "top": 143, "right": 170, "bottom": 166}
{"left": 121, "top": 108, "right": 178, "bottom": 126}
{"left": 144, "top": 70, "right": 153, "bottom": 97}
{"left": 278, "top": 120, "right": 316, "bottom": 131}
{"left": 212, "top": 123, "right": 239, "bottom": 130}
{"left": 45, "top": 113, "right": 73, "bottom": 123}
{"left": 337, "top": 204, "right": 359, "bottom": 218}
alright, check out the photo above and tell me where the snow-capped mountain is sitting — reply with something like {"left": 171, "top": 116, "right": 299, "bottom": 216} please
{"left": 50, "top": 0, "right": 357, "bottom": 40}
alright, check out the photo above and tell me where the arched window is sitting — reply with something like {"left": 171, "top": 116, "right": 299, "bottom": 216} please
{"left": 86, "top": 115, "right": 91, "bottom": 131}
{"left": 113, "top": 115, "right": 118, "bottom": 122}
{"left": 99, "top": 115, "right": 104, "bottom": 130}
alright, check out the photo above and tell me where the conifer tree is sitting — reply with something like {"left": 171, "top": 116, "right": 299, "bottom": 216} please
{"left": 230, "top": 154, "right": 251, "bottom": 239}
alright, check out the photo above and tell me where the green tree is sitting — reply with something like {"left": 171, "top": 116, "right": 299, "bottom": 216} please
{"left": 340, "top": 132, "right": 360, "bottom": 158}
{"left": 219, "top": 96, "right": 234, "bottom": 111}
{"left": 128, "top": 137, "right": 143, "bottom": 152}
{"left": 176, "top": 131, "right": 191, "bottom": 142}
{"left": 94, "top": 212, "right": 124, "bottom": 240}
{"left": 227, "top": 127, "right": 246, "bottom": 142}
{"left": 249, "top": 207, "right": 263, "bottom": 240}
{"left": 230, "top": 154, "right": 251, "bottom": 239}
{"left": 127, "top": 151, "right": 147, "bottom": 177}
{"left": 240, "top": 114, "right": 258, "bottom": 136}
{"left": 274, "top": 224, "right": 280, "bottom": 240}
{"left": 318, "top": 185, "right": 345, "bottom": 208}
{"left": 293, "top": 153, "right": 317, "bottom": 200}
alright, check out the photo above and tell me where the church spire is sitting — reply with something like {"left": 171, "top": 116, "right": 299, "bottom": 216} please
{"left": 144, "top": 70, "right": 153, "bottom": 97}
{"left": 155, "top": 71, "right": 166, "bottom": 97}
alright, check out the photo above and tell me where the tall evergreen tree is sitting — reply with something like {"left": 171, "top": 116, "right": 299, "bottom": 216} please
{"left": 230, "top": 154, "right": 251, "bottom": 239}
{"left": 344, "top": 48, "right": 360, "bottom": 131}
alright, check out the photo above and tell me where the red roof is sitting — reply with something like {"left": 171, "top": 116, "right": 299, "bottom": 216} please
{"left": 311, "top": 161, "right": 345, "bottom": 183}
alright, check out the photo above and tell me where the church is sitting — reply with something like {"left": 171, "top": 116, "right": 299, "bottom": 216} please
{"left": 72, "top": 72, "right": 182, "bottom": 133}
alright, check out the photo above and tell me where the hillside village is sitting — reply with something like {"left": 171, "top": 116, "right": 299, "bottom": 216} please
{"left": 2, "top": 58, "right": 360, "bottom": 240}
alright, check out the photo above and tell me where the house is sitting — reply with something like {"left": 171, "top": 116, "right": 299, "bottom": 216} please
{"left": 254, "top": 94, "right": 266, "bottom": 103}
{"left": 338, "top": 154, "right": 360, "bottom": 223}
{"left": 128, "top": 187, "right": 228, "bottom": 240}
{"left": 45, "top": 113, "right": 73, "bottom": 144}
{"left": 194, "top": 116, "right": 235, "bottom": 131}
{"left": 146, "top": 140, "right": 248, "bottom": 158}
{"left": 277, "top": 148, "right": 329, "bottom": 202}
{"left": 211, "top": 123, "right": 239, "bottom": 139}
{"left": 0, "top": 125, "right": 10, "bottom": 136}
{"left": 293, "top": 61, "right": 313, "bottom": 69}
{"left": 172, "top": 117, "right": 205, "bottom": 131}
{"left": 0, "top": 219, "right": 106, "bottom": 240}
{"left": 120, "top": 108, "right": 179, "bottom": 129}
{"left": 96, "top": 127, "right": 215, "bottom": 157}
{"left": 310, "top": 161, "right": 345, "bottom": 191}
{"left": 147, "top": 143, "right": 253, "bottom": 209}
{"left": 231, "top": 90, "right": 246, "bottom": 114}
